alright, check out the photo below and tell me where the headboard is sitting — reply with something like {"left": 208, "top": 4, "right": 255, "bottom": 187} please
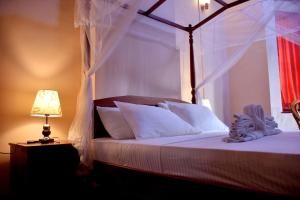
{"left": 93, "top": 95, "right": 186, "bottom": 138}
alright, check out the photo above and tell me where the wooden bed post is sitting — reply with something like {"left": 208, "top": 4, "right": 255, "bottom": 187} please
{"left": 137, "top": 0, "right": 250, "bottom": 105}
{"left": 188, "top": 25, "right": 196, "bottom": 104}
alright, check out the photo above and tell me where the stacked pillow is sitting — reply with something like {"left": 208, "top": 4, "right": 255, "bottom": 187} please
{"left": 164, "top": 101, "right": 229, "bottom": 132}
{"left": 96, "top": 106, "right": 135, "bottom": 139}
{"left": 96, "top": 100, "right": 228, "bottom": 140}
{"left": 114, "top": 101, "right": 200, "bottom": 139}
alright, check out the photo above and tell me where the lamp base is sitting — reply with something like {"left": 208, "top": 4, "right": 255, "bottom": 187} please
{"left": 39, "top": 138, "right": 54, "bottom": 144}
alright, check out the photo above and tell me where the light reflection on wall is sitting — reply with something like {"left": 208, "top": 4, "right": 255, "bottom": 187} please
{"left": 7, "top": 24, "right": 77, "bottom": 78}
{"left": 0, "top": 0, "right": 77, "bottom": 78}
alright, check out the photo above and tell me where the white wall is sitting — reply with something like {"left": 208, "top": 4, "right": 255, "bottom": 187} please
{"left": 95, "top": 21, "right": 181, "bottom": 99}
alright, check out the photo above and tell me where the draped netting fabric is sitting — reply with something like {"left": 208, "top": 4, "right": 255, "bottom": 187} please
{"left": 69, "top": 0, "right": 145, "bottom": 165}
{"left": 69, "top": 0, "right": 300, "bottom": 164}
{"left": 173, "top": 0, "right": 300, "bottom": 125}
{"left": 194, "top": 0, "right": 300, "bottom": 94}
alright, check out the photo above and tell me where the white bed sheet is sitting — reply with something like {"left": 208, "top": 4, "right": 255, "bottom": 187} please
{"left": 92, "top": 131, "right": 300, "bottom": 197}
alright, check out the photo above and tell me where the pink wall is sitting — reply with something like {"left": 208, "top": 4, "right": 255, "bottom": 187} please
{"left": 0, "top": 0, "right": 81, "bottom": 195}
{"left": 229, "top": 41, "right": 271, "bottom": 120}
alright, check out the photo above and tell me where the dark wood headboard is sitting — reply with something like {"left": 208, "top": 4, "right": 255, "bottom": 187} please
{"left": 93, "top": 95, "right": 186, "bottom": 138}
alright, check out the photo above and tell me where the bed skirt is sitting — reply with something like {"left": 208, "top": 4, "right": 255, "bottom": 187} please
{"left": 91, "top": 161, "right": 298, "bottom": 200}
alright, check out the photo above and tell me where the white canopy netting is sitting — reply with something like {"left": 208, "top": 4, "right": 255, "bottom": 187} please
{"left": 69, "top": 0, "right": 300, "bottom": 164}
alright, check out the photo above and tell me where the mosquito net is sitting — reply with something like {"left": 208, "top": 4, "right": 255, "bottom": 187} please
{"left": 70, "top": 0, "right": 300, "bottom": 164}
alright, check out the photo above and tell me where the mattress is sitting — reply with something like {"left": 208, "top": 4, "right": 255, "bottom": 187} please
{"left": 92, "top": 131, "right": 300, "bottom": 197}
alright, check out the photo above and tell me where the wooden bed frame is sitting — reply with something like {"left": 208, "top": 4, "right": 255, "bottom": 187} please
{"left": 92, "top": 95, "right": 296, "bottom": 200}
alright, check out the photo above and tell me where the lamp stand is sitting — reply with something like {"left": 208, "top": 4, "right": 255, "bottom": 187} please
{"left": 39, "top": 114, "right": 54, "bottom": 144}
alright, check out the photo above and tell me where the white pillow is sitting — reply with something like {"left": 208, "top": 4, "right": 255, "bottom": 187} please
{"left": 96, "top": 106, "right": 135, "bottom": 139}
{"left": 165, "top": 101, "right": 229, "bottom": 132}
{"left": 114, "top": 101, "right": 200, "bottom": 139}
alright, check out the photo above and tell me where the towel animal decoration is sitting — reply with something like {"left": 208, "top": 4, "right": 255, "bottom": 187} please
{"left": 223, "top": 104, "right": 281, "bottom": 143}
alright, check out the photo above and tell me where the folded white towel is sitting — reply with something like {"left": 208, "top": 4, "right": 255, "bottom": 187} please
{"left": 265, "top": 128, "right": 281, "bottom": 136}
{"left": 265, "top": 116, "right": 278, "bottom": 129}
{"left": 229, "top": 114, "right": 255, "bottom": 138}
{"left": 233, "top": 114, "right": 252, "bottom": 121}
{"left": 244, "top": 104, "right": 266, "bottom": 131}
{"left": 223, "top": 104, "right": 281, "bottom": 143}
{"left": 243, "top": 105, "right": 265, "bottom": 120}
{"left": 223, "top": 131, "right": 264, "bottom": 142}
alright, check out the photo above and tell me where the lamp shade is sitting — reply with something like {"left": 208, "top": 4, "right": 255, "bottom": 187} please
{"left": 31, "top": 90, "right": 62, "bottom": 117}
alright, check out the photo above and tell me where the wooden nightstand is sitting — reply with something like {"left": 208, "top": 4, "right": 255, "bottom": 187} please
{"left": 9, "top": 141, "right": 80, "bottom": 198}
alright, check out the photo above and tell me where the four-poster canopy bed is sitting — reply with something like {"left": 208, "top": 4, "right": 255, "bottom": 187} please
{"left": 69, "top": 0, "right": 300, "bottom": 199}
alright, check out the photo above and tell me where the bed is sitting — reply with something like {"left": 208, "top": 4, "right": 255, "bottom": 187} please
{"left": 91, "top": 95, "right": 300, "bottom": 199}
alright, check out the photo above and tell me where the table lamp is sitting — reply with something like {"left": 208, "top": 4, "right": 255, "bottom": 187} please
{"left": 31, "top": 90, "right": 62, "bottom": 143}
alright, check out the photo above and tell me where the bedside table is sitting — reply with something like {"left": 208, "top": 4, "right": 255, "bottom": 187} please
{"left": 9, "top": 141, "right": 80, "bottom": 197}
